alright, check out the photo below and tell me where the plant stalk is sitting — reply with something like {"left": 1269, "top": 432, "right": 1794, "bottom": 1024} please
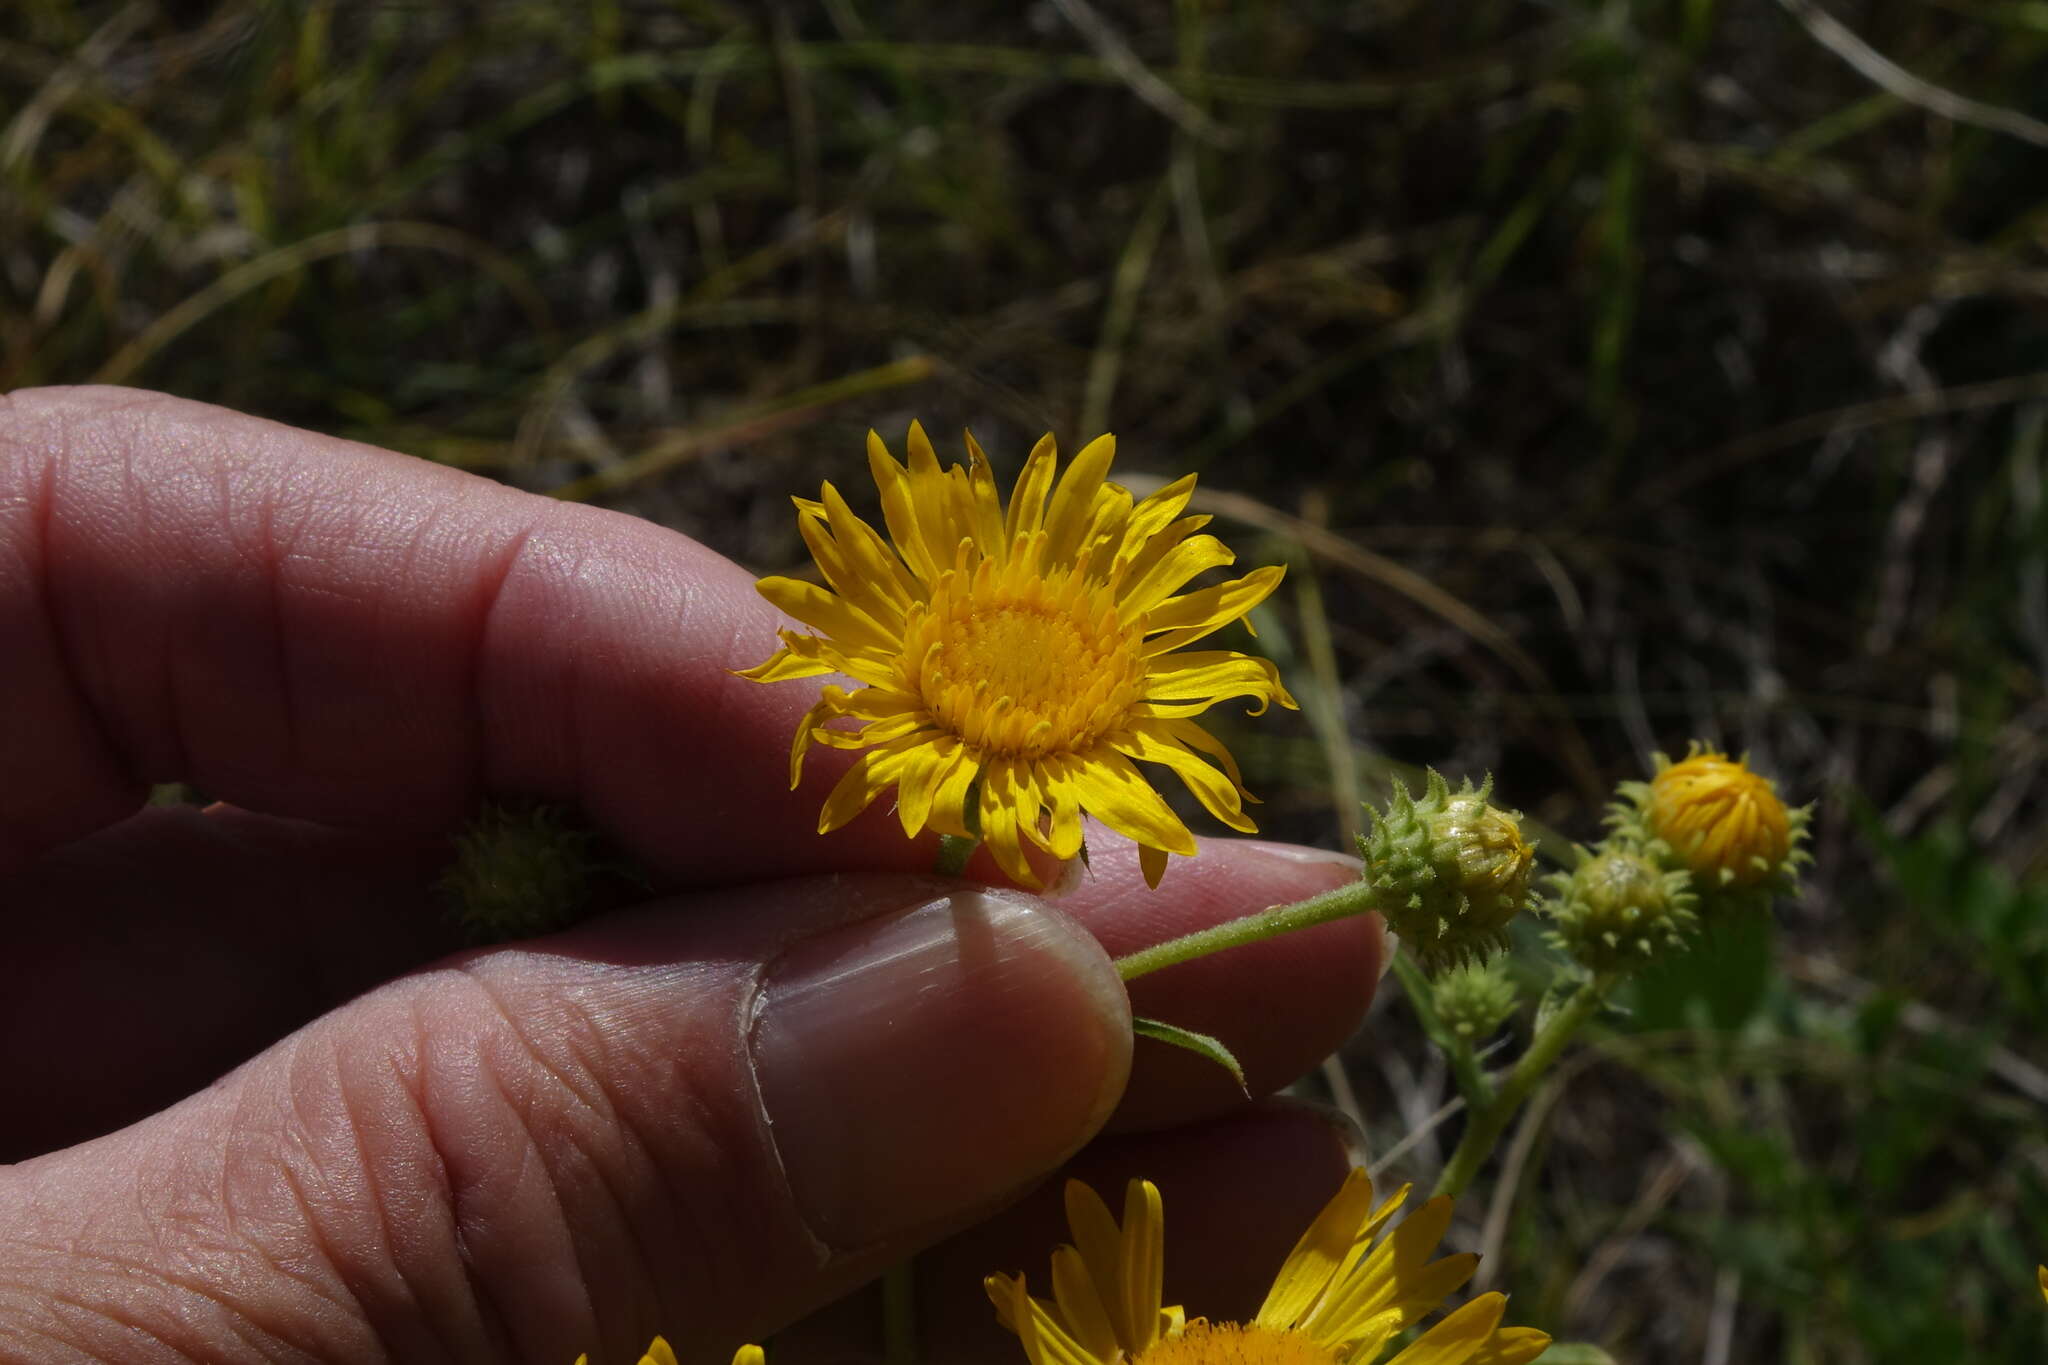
{"left": 1432, "top": 971, "right": 1613, "bottom": 1199}
{"left": 1113, "top": 877, "right": 1380, "bottom": 981}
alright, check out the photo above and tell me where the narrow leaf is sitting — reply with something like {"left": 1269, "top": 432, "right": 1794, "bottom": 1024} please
{"left": 1132, "top": 1017, "right": 1247, "bottom": 1094}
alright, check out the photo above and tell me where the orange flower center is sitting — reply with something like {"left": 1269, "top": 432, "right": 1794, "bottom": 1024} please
{"left": 1134, "top": 1322, "right": 1340, "bottom": 1365}
{"left": 905, "top": 552, "right": 1146, "bottom": 760}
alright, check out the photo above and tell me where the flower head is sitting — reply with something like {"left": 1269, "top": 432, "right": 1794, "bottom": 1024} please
{"left": 740, "top": 423, "right": 1296, "bottom": 887}
{"left": 1610, "top": 743, "right": 1812, "bottom": 914}
{"left": 1357, "top": 772, "right": 1536, "bottom": 973}
{"left": 987, "top": 1173, "right": 1549, "bottom": 1365}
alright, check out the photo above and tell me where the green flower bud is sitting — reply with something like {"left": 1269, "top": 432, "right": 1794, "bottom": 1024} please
{"left": 1543, "top": 845, "right": 1698, "bottom": 974}
{"left": 1609, "top": 742, "right": 1813, "bottom": 916}
{"left": 1434, "top": 958, "right": 1520, "bottom": 1043}
{"left": 442, "top": 800, "right": 599, "bottom": 942}
{"left": 1357, "top": 770, "right": 1536, "bottom": 973}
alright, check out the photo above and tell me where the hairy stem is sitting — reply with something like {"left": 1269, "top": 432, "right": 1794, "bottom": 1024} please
{"left": 1113, "top": 877, "right": 1380, "bottom": 981}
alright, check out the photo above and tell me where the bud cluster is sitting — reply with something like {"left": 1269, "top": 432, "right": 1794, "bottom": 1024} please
{"left": 1538, "top": 742, "right": 1808, "bottom": 974}
{"left": 1607, "top": 744, "right": 1814, "bottom": 917}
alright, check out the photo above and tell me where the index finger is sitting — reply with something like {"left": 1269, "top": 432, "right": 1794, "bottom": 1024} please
{"left": 0, "top": 385, "right": 892, "bottom": 880}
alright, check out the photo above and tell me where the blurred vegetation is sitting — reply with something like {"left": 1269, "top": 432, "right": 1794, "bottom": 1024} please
{"left": 7, "top": 0, "right": 2048, "bottom": 1358}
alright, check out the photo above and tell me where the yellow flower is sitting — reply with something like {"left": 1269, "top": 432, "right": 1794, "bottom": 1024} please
{"left": 572, "top": 1339, "right": 761, "bottom": 1365}
{"left": 739, "top": 423, "right": 1297, "bottom": 888}
{"left": 986, "top": 1173, "right": 1550, "bottom": 1365}
{"left": 2039, "top": 1264, "right": 2046, "bottom": 1305}
{"left": 1646, "top": 747, "right": 1793, "bottom": 889}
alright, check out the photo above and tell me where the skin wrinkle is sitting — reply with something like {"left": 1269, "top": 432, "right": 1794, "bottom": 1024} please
{"left": 368, "top": 990, "right": 506, "bottom": 1363}
{"left": 249, "top": 1034, "right": 386, "bottom": 1360}
{"left": 337, "top": 1053, "right": 459, "bottom": 1365}
{"left": 245, "top": 439, "right": 300, "bottom": 781}
{"left": 450, "top": 508, "right": 544, "bottom": 811}
{"left": 0, "top": 403, "right": 139, "bottom": 862}
{"left": 400, "top": 974, "right": 550, "bottom": 1363}
{"left": 452, "top": 962, "right": 611, "bottom": 1349}
{"left": 505, "top": 975, "right": 673, "bottom": 1339}
{"left": 15, "top": 1212, "right": 286, "bottom": 1365}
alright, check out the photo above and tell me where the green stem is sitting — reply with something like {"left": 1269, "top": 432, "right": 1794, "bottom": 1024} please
{"left": 1432, "top": 971, "right": 1613, "bottom": 1199}
{"left": 1113, "top": 877, "right": 1380, "bottom": 981}
{"left": 1386, "top": 948, "right": 1497, "bottom": 1111}
{"left": 934, "top": 833, "right": 977, "bottom": 876}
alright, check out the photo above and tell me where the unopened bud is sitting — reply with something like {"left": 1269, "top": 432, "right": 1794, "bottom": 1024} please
{"left": 442, "top": 800, "right": 600, "bottom": 942}
{"left": 1543, "top": 846, "right": 1697, "bottom": 974}
{"left": 1434, "top": 958, "right": 1520, "bottom": 1042}
{"left": 1357, "top": 770, "right": 1536, "bottom": 973}
{"left": 1612, "top": 743, "right": 1812, "bottom": 914}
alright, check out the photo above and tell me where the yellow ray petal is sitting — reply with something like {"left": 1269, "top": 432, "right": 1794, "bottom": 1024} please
{"left": 904, "top": 420, "right": 963, "bottom": 558}
{"left": 1005, "top": 432, "right": 1059, "bottom": 543}
{"left": 1050, "top": 1245, "right": 1121, "bottom": 1361}
{"left": 816, "top": 736, "right": 925, "bottom": 833}
{"left": 1469, "top": 1326, "right": 1554, "bottom": 1365}
{"left": 796, "top": 503, "right": 906, "bottom": 630}
{"left": 1005, "top": 1271, "right": 1110, "bottom": 1365}
{"left": 808, "top": 712, "right": 926, "bottom": 750}
{"left": 1041, "top": 433, "right": 1116, "bottom": 568}
{"left": 1257, "top": 1168, "right": 1379, "bottom": 1330}
{"left": 1143, "top": 650, "right": 1295, "bottom": 715}
{"left": 1118, "top": 534, "right": 1237, "bottom": 618}
{"left": 1116, "top": 473, "right": 1197, "bottom": 559}
{"left": 1113, "top": 725, "right": 1257, "bottom": 833}
{"left": 1381, "top": 1293, "right": 1506, "bottom": 1365}
{"left": 1062, "top": 1181, "right": 1131, "bottom": 1345}
{"left": 1138, "top": 842, "right": 1169, "bottom": 889}
{"left": 820, "top": 479, "right": 919, "bottom": 609}
{"left": 979, "top": 760, "right": 1040, "bottom": 888}
{"left": 1034, "top": 754, "right": 1088, "bottom": 859}
{"left": 1066, "top": 747, "right": 1200, "bottom": 855}
{"left": 961, "top": 430, "right": 1009, "bottom": 555}
{"left": 755, "top": 576, "right": 902, "bottom": 655}
{"left": 897, "top": 734, "right": 974, "bottom": 838}
{"left": 868, "top": 429, "right": 941, "bottom": 585}
{"left": 1141, "top": 565, "right": 1287, "bottom": 644}
{"left": 1116, "top": 1178, "right": 1167, "bottom": 1354}
{"left": 732, "top": 643, "right": 837, "bottom": 685}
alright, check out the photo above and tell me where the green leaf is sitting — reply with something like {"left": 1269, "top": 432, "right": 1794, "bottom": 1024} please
{"left": 1533, "top": 1345, "right": 1618, "bottom": 1365}
{"left": 1132, "top": 1017, "right": 1247, "bottom": 1094}
{"left": 1621, "top": 908, "right": 1775, "bottom": 1034}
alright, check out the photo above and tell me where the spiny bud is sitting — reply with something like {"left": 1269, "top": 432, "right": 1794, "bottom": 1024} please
{"left": 1357, "top": 770, "right": 1536, "bottom": 973}
{"left": 1543, "top": 846, "right": 1698, "bottom": 974}
{"left": 1611, "top": 743, "right": 1812, "bottom": 914}
{"left": 442, "top": 800, "right": 599, "bottom": 942}
{"left": 1434, "top": 958, "right": 1520, "bottom": 1043}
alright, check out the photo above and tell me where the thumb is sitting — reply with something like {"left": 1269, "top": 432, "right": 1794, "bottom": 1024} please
{"left": 0, "top": 876, "right": 1131, "bottom": 1363}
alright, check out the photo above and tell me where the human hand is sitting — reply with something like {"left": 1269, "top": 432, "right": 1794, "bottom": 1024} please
{"left": 0, "top": 388, "right": 1385, "bottom": 1363}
